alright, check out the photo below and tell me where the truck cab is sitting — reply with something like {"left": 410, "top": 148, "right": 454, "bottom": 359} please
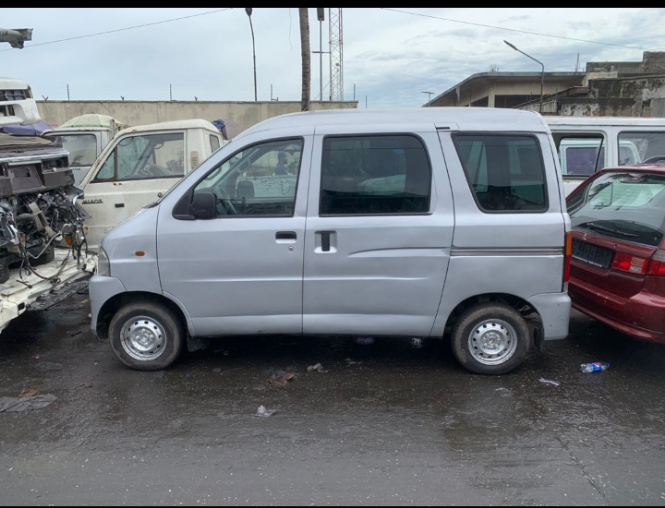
{"left": 0, "top": 77, "right": 40, "bottom": 127}
{"left": 42, "top": 114, "right": 129, "bottom": 185}
{"left": 78, "top": 119, "right": 225, "bottom": 251}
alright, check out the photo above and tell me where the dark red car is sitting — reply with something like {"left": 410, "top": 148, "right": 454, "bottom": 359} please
{"left": 566, "top": 164, "right": 665, "bottom": 343}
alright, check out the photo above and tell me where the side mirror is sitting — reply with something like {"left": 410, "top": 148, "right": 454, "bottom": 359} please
{"left": 190, "top": 190, "right": 217, "bottom": 220}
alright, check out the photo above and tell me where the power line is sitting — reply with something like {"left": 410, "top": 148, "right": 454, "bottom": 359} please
{"left": 0, "top": 8, "right": 233, "bottom": 52}
{"left": 381, "top": 8, "right": 656, "bottom": 51}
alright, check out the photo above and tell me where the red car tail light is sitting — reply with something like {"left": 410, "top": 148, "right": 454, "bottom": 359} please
{"left": 612, "top": 252, "right": 648, "bottom": 275}
{"left": 648, "top": 249, "right": 665, "bottom": 276}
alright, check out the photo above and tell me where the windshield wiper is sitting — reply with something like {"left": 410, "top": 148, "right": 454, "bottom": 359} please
{"left": 583, "top": 222, "right": 638, "bottom": 237}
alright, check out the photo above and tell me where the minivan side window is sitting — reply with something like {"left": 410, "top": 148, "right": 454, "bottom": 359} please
{"left": 319, "top": 135, "right": 431, "bottom": 215}
{"left": 191, "top": 138, "right": 303, "bottom": 217}
{"left": 93, "top": 132, "right": 185, "bottom": 182}
{"left": 453, "top": 134, "right": 548, "bottom": 212}
{"left": 552, "top": 133, "right": 605, "bottom": 176}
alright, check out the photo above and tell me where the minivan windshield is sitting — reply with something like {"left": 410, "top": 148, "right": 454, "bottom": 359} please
{"left": 567, "top": 172, "right": 665, "bottom": 247}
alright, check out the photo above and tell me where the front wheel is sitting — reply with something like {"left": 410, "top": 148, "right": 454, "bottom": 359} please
{"left": 451, "top": 302, "right": 530, "bottom": 375}
{"left": 108, "top": 301, "right": 185, "bottom": 371}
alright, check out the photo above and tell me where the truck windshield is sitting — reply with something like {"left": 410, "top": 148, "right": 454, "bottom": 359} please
{"left": 50, "top": 134, "right": 97, "bottom": 166}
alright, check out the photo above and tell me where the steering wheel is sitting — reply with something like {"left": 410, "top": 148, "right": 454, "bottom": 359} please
{"left": 642, "top": 155, "right": 665, "bottom": 164}
{"left": 139, "top": 164, "right": 170, "bottom": 178}
{"left": 217, "top": 188, "right": 238, "bottom": 215}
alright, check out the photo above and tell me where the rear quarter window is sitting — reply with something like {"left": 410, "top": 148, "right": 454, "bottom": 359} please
{"left": 453, "top": 134, "right": 548, "bottom": 212}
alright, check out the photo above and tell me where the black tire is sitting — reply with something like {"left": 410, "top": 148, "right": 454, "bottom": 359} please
{"left": 451, "top": 302, "right": 530, "bottom": 375}
{"left": 108, "top": 300, "right": 185, "bottom": 371}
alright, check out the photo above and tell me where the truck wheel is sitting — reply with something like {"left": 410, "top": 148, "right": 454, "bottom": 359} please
{"left": 108, "top": 301, "right": 184, "bottom": 371}
{"left": 451, "top": 302, "right": 530, "bottom": 375}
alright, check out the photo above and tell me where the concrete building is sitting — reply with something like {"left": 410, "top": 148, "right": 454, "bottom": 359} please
{"left": 425, "top": 51, "right": 665, "bottom": 118}
{"left": 422, "top": 72, "right": 585, "bottom": 109}
{"left": 37, "top": 100, "right": 358, "bottom": 131}
{"left": 516, "top": 52, "right": 665, "bottom": 117}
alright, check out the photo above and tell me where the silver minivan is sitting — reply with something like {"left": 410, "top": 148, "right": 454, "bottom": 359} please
{"left": 90, "top": 108, "right": 572, "bottom": 375}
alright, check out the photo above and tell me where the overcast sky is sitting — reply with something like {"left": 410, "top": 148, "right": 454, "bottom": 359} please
{"left": 2, "top": 8, "right": 664, "bottom": 108}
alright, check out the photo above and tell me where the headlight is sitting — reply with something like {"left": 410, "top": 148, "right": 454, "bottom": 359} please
{"left": 97, "top": 247, "right": 111, "bottom": 277}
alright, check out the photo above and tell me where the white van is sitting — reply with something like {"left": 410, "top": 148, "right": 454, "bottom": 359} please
{"left": 89, "top": 108, "right": 572, "bottom": 376}
{"left": 546, "top": 117, "right": 665, "bottom": 195}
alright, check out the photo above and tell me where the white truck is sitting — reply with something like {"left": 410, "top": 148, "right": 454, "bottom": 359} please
{"left": 0, "top": 77, "right": 40, "bottom": 127}
{"left": 0, "top": 78, "right": 94, "bottom": 334}
{"left": 77, "top": 119, "right": 226, "bottom": 251}
{"left": 42, "top": 114, "right": 129, "bottom": 185}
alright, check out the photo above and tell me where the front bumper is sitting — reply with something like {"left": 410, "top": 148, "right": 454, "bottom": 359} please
{"left": 89, "top": 275, "right": 126, "bottom": 337}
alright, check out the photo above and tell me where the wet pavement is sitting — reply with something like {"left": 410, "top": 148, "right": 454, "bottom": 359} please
{"left": 1, "top": 293, "right": 665, "bottom": 506}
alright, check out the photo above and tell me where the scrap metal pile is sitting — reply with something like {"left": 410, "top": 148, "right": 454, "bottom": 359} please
{"left": 0, "top": 134, "right": 88, "bottom": 284}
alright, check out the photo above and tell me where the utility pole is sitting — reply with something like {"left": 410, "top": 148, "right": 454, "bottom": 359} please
{"left": 353, "top": 83, "right": 356, "bottom": 101}
{"left": 317, "top": 9, "right": 325, "bottom": 103}
{"left": 299, "top": 8, "right": 311, "bottom": 111}
{"left": 169, "top": 84, "right": 172, "bottom": 101}
{"left": 67, "top": 84, "right": 70, "bottom": 101}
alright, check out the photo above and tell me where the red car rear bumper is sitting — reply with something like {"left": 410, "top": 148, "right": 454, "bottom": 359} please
{"left": 569, "top": 275, "right": 665, "bottom": 343}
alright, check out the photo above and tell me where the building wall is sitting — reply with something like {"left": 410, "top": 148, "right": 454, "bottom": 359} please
{"left": 37, "top": 100, "right": 358, "bottom": 130}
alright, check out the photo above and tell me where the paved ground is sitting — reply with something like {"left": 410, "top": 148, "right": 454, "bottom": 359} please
{"left": 0, "top": 293, "right": 664, "bottom": 506}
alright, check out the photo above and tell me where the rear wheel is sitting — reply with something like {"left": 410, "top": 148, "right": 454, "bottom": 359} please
{"left": 451, "top": 302, "right": 530, "bottom": 375}
{"left": 108, "top": 301, "right": 185, "bottom": 371}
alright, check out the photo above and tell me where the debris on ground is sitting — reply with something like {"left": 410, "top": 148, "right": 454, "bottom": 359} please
{"left": 18, "top": 388, "right": 39, "bottom": 398}
{"left": 212, "top": 368, "right": 222, "bottom": 373}
{"left": 345, "top": 358, "right": 362, "bottom": 365}
{"left": 255, "top": 405, "right": 277, "bottom": 417}
{"left": 539, "top": 378, "right": 560, "bottom": 387}
{"left": 32, "top": 362, "right": 63, "bottom": 372}
{"left": 307, "top": 363, "right": 328, "bottom": 373}
{"left": 0, "top": 394, "right": 56, "bottom": 413}
{"left": 411, "top": 338, "right": 423, "bottom": 348}
{"left": 354, "top": 337, "right": 375, "bottom": 345}
{"left": 580, "top": 362, "right": 610, "bottom": 373}
{"left": 268, "top": 372, "right": 295, "bottom": 388}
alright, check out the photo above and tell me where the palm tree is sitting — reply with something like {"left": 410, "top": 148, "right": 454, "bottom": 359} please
{"left": 299, "top": 8, "right": 311, "bottom": 111}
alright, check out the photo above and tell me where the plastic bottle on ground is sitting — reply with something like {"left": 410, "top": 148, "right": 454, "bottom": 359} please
{"left": 580, "top": 361, "right": 610, "bottom": 373}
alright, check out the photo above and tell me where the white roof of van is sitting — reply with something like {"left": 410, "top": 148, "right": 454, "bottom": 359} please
{"left": 121, "top": 119, "right": 218, "bottom": 135}
{"left": 235, "top": 107, "right": 548, "bottom": 140}
{"left": 547, "top": 116, "right": 665, "bottom": 127}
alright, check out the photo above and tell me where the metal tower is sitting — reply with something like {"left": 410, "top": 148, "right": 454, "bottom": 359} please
{"left": 328, "top": 8, "right": 343, "bottom": 101}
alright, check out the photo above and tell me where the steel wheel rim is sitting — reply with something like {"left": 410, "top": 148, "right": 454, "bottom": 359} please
{"left": 120, "top": 315, "right": 166, "bottom": 361}
{"left": 468, "top": 318, "right": 518, "bottom": 366}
